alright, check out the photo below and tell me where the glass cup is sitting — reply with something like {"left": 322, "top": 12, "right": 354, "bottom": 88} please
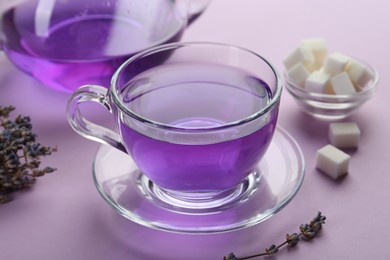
{"left": 66, "top": 42, "right": 282, "bottom": 213}
{"left": 0, "top": 0, "right": 209, "bottom": 92}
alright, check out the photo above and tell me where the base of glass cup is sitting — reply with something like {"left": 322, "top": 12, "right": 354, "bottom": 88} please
{"left": 136, "top": 171, "right": 261, "bottom": 214}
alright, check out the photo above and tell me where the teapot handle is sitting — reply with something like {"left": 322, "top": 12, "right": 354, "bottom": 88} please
{"left": 178, "top": 0, "right": 210, "bottom": 24}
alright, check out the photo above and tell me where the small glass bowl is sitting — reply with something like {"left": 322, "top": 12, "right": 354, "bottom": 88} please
{"left": 284, "top": 60, "right": 379, "bottom": 120}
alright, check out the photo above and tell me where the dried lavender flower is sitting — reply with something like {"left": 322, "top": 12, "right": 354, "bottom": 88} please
{"left": 223, "top": 253, "right": 239, "bottom": 260}
{"left": 265, "top": 244, "right": 279, "bottom": 255}
{"left": 223, "top": 212, "right": 326, "bottom": 259}
{"left": 286, "top": 233, "right": 300, "bottom": 247}
{"left": 0, "top": 106, "right": 57, "bottom": 203}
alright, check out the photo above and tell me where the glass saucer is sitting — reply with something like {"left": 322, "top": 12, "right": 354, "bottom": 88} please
{"left": 92, "top": 127, "right": 305, "bottom": 234}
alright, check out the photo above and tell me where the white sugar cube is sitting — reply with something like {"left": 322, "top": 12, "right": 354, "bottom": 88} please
{"left": 316, "top": 144, "right": 350, "bottom": 179}
{"left": 300, "top": 38, "right": 328, "bottom": 70}
{"left": 287, "top": 63, "right": 310, "bottom": 88}
{"left": 329, "top": 122, "right": 361, "bottom": 148}
{"left": 283, "top": 46, "right": 315, "bottom": 71}
{"left": 305, "top": 71, "right": 330, "bottom": 93}
{"left": 323, "top": 52, "right": 351, "bottom": 75}
{"left": 330, "top": 72, "right": 356, "bottom": 95}
{"left": 345, "top": 59, "right": 374, "bottom": 91}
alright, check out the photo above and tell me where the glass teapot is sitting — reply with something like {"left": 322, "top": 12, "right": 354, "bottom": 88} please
{"left": 0, "top": 0, "right": 209, "bottom": 92}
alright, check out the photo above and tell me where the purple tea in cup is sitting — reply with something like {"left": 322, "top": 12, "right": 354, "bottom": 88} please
{"left": 67, "top": 42, "right": 282, "bottom": 210}
{"left": 118, "top": 63, "right": 278, "bottom": 191}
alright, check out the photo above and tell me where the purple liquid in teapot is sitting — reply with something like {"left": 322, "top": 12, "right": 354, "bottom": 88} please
{"left": 0, "top": 0, "right": 185, "bottom": 92}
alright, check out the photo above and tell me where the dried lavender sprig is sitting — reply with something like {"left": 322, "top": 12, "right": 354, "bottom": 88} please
{"left": 223, "top": 212, "right": 326, "bottom": 260}
{"left": 0, "top": 106, "right": 57, "bottom": 203}
{"left": 0, "top": 106, "right": 15, "bottom": 118}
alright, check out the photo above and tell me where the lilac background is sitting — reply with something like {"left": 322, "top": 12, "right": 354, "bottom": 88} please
{"left": 1, "top": 0, "right": 390, "bottom": 259}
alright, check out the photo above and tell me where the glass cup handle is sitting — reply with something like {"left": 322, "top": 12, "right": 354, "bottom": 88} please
{"left": 66, "top": 85, "right": 127, "bottom": 153}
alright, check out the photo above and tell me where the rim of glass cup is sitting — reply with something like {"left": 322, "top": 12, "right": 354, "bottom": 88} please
{"left": 110, "top": 42, "right": 283, "bottom": 132}
{"left": 284, "top": 59, "right": 379, "bottom": 103}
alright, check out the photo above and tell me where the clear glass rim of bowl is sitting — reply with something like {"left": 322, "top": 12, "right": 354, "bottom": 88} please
{"left": 284, "top": 59, "right": 379, "bottom": 104}
{"left": 110, "top": 41, "right": 283, "bottom": 132}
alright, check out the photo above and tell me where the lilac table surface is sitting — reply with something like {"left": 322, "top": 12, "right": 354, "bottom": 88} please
{"left": 1, "top": 0, "right": 390, "bottom": 259}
